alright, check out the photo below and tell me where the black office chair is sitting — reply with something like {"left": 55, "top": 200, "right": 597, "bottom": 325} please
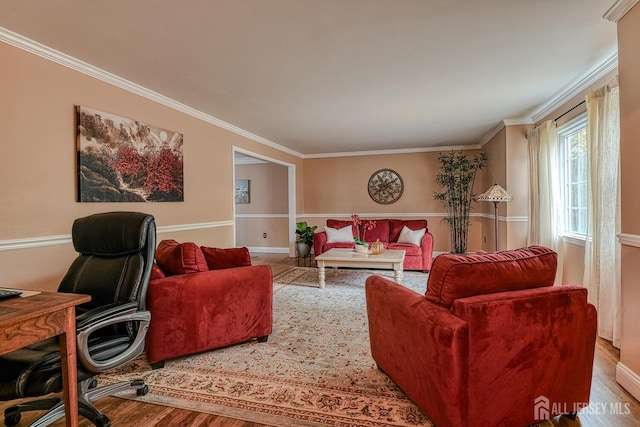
{"left": 0, "top": 211, "right": 156, "bottom": 427}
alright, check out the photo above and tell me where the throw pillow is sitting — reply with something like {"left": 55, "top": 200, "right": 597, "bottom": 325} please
{"left": 155, "top": 239, "right": 209, "bottom": 276}
{"left": 397, "top": 226, "right": 426, "bottom": 246}
{"left": 325, "top": 225, "right": 354, "bottom": 243}
{"left": 150, "top": 263, "right": 166, "bottom": 280}
{"left": 201, "top": 246, "right": 252, "bottom": 270}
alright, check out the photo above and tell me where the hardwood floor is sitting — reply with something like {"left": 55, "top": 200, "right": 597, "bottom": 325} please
{"left": 1, "top": 253, "right": 638, "bottom": 426}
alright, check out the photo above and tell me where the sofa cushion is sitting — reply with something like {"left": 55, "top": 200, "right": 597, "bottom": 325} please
{"left": 390, "top": 219, "right": 428, "bottom": 242}
{"left": 201, "top": 246, "right": 252, "bottom": 270}
{"left": 155, "top": 239, "right": 209, "bottom": 276}
{"left": 397, "top": 226, "right": 426, "bottom": 246}
{"left": 365, "top": 219, "right": 390, "bottom": 243}
{"left": 425, "top": 246, "right": 557, "bottom": 308}
{"left": 387, "top": 242, "right": 423, "bottom": 256}
{"left": 325, "top": 225, "right": 354, "bottom": 243}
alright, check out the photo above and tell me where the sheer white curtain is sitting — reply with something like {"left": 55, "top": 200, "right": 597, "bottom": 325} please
{"left": 584, "top": 82, "right": 621, "bottom": 347}
{"left": 527, "top": 120, "right": 563, "bottom": 284}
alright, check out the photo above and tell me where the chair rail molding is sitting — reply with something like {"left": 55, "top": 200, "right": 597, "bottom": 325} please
{"left": 0, "top": 221, "right": 234, "bottom": 251}
{"left": 618, "top": 233, "right": 640, "bottom": 248}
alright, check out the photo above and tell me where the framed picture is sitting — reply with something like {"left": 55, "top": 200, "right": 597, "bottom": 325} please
{"left": 235, "top": 179, "right": 250, "bottom": 204}
{"left": 76, "top": 105, "right": 184, "bottom": 202}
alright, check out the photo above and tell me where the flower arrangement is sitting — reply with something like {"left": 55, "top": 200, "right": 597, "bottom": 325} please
{"left": 351, "top": 214, "right": 376, "bottom": 247}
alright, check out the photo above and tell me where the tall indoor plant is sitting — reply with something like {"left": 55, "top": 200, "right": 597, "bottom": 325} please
{"left": 295, "top": 221, "right": 317, "bottom": 258}
{"left": 434, "top": 151, "right": 487, "bottom": 253}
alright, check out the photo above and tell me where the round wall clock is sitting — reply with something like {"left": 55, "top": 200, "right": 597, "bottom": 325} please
{"left": 368, "top": 168, "right": 404, "bottom": 204}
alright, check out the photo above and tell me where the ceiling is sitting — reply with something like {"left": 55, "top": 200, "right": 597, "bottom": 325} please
{"left": 0, "top": 1, "right": 618, "bottom": 156}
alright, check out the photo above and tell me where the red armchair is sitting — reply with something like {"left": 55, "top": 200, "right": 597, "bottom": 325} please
{"left": 313, "top": 218, "right": 434, "bottom": 270}
{"left": 145, "top": 240, "right": 273, "bottom": 368}
{"left": 365, "top": 246, "right": 597, "bottom": 427}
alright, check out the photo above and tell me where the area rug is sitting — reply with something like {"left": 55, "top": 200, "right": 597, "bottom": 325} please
{"left": 98, "top": 267, "right": 434, "bottom": 426}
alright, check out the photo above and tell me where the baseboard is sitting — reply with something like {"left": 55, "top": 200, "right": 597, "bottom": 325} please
{"left": 247, "top": 246, "right": 290, "bottom": 254}
{"left": 616, "top": 362, "right": 640, "bottom": 402}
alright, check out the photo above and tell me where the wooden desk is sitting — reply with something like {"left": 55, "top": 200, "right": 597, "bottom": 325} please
{"left": 0, "top": 291, "right": 91, "bottom": 427}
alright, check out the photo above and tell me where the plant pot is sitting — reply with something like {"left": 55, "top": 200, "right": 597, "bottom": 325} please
{"left": 296, "top": 242, "right": 311, "bottom": 258}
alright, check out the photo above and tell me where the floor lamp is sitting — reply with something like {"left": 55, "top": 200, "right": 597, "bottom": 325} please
{"left": 477, "top": 183, "right": 513, "bottom": 251}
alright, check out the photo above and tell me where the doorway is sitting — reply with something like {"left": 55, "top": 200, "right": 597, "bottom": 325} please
{"left": 232, "top": 148, "right": 296, "bottom": 257}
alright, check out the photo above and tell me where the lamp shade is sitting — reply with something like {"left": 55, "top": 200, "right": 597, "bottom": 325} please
{"left": 477, "top": 183, "right": 513, "bottom": 202}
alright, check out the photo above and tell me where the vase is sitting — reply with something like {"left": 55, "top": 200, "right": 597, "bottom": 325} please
{"left": 354, "top": 244, "right": 369, "bottom": 254}
{"left": 370, "top": 239, "right": 385, "bottom": 255}
{"left": 296, "top": 242, "right": 311, "bottom": 258}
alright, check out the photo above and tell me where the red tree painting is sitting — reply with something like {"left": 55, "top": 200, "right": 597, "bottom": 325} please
{"left": 76, "top": 106, "right": 184, "bottom": 202}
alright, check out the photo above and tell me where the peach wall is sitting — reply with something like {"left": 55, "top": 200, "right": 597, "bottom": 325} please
{"left": 0, "top": 41, "right": 302, "bottom": 291}
{"left": 481, "top": 128, "right": 507, "bottom": 252}
{"left": 617, "top": 2, "right": 640, "bottom": 397}
{"left": 477, "top": 125, "right": 529, "bottom": 252}
{"left": 302, "top": 151, "right": 486, "bottom": 253}
{"left": 235, "top": 162, "right": 289, "bottom": 248}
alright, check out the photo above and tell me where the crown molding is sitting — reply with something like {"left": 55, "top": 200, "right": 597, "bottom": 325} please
{"left": 0, "top": 27, "right": 304, "bottom": 159}
{"left": 477, "top": 119, "right": 534, "bottom": 148}
{"left": 529, "top": 52, "right": 618, "bottom": 123}
{"left": 604, "top": 0, "right": 640, "bottom": 22}
{"left": 303, "top": 144, "right": 481, "bottom": 159}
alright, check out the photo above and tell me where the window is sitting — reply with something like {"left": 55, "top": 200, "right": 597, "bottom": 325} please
{"left": 558, "top": 113, "right": 587, "bottom": 237}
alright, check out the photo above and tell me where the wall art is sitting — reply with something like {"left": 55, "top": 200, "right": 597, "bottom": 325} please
{"left": 76, "top": 105, "right": 184, "bottom": 202}
{"left": 235, "top": 179, "right": 250, "bottom": 204}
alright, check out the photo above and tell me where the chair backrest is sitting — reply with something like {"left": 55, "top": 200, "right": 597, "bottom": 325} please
{"left": 58, "top": 212, "right": 156, "bottom": 312}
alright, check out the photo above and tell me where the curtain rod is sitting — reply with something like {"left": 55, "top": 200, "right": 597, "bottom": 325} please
{"left": 554, "top": 100, "right": 586, "bottom": 122}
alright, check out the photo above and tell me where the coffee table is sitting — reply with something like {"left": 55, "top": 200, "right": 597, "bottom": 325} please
{"left": 314, "top": 248, "right": 406, "bottom": 288}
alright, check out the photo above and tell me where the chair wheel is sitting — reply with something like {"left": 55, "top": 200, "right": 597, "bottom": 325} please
{"left": 136, "top": 384, "right": 149, "bottom": 396}
{"left": 4, "top": 411, "right": 21, "bottom": 427}
{"left": 95, "top": 414, "right": 111, "bottom": 427}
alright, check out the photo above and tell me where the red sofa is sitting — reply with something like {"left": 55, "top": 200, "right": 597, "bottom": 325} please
{"left": 365, "top": 246, "right": 597, "bottom": 427}
{"left": 144, "top": 240, "right": 273, "bottom": 368}
{"left": 313, "top": 218, "right": 434, "bottom": 271}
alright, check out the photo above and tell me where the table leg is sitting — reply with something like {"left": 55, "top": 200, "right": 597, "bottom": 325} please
{"left": 394, "top": 264, "right": 404, "bottom": 283}
{"left": 318, "top": 261, "right": 325, "bottom": 289}
{"left": 59, "top": 306, "right": 79, "bottom": 427}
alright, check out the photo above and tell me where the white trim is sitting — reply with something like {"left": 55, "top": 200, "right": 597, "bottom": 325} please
{"left": 236, "top": 214, "right": 289, "bottom": 218}
{"left": 247, "top": 246, "right": 290, "bottom": 254}
{"left": 604, "top": 0, "right": 640, "bottom": 22}
{"left": 157, "top": 221, "right": 234, "bottom": 233}
{"left": 0, "top": 27, "right": 303, "bottom": 159}
{"left": 299, "top": 212, "right": 527, "bottom": 222}
{"left": 0, "top": 221, "right": 234, "bottom": 251}
{"left": 616, "top": 362, "right": 640, "bottom": 402}
{"left": 618, "top": 233, "right": 640, "bottom": 247}
{"left": 303, "top": 144, "right": 480, "bottom": 159}
{"left": 478, "top": 119, "right": 534, "bottom": 148}
{"left": 0, "top": 235, "right": 72, "bottom": 251}
{"left": 530, "top": 53, "right": 618, "bottom": 123}
{"left": 562, "top": 234, "right": 586, "bottom": 247}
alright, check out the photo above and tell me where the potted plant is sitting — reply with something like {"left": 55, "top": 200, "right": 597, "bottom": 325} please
{"left": 295, "top": 221, "right": 317, "bottom": 258}
{"left": 434, "top": 151, "right": 487, "bottom": 254}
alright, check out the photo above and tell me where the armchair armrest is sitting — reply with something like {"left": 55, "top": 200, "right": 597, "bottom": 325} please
{"left": 313, "top": 231, "right": 328, "bottom": 257}
{"left": 365, "top": 274, "right": 469, "bottom": 427}
{"left": 76, "top": 302, "right": 150, "bottom": 373}
{"left": 145, "top": 264, "right": 273, "bottom": 363}
{"left": 419, "top": 230, "right": 434, "bottom": 271}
